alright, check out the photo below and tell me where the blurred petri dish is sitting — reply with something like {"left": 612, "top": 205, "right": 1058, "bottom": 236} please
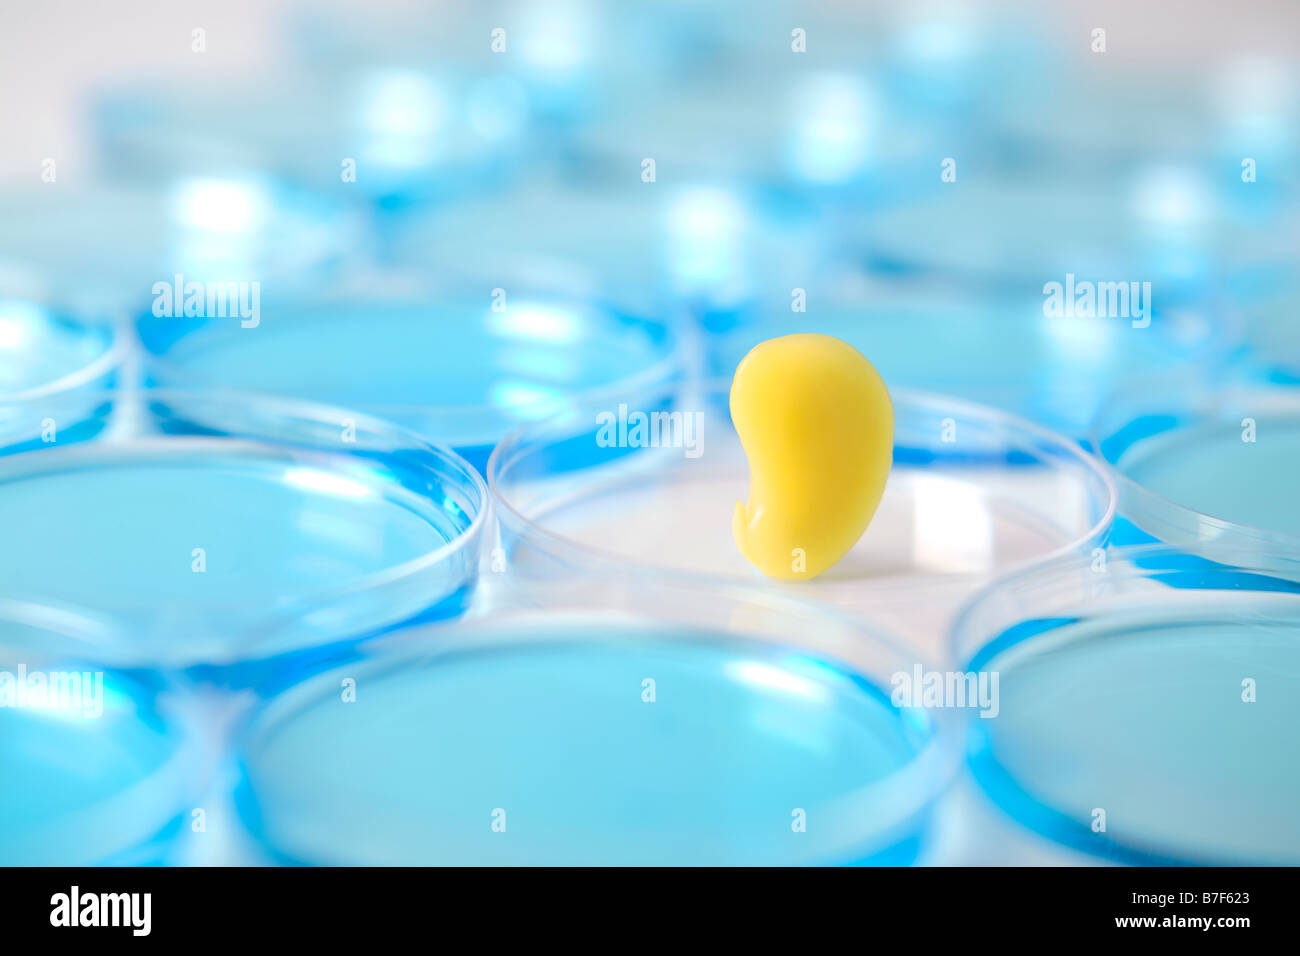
{"left": 489, "top": 379, "right": 1115, "bottom": 658}
{"left": 714, "top": 276, "right": 1227, "bottom": 439}
{"left": 237, "top": 577, "right": 961, "bottom": 865}
{"left": 141, "top": 271, "right": 686, "bottom": 472}
{"left": 952, "top": 545, "right": 1300, "bottom": 865}
{"left": 0, "top": 294, "right": 126, "bottom": 450}
{"left": 1227, "top": 267, "right": 1300, "bottom": 384}
{"left": 1093, "top": 376, "right": 1300, "bottom": 558}
{"left": 0, "top": 180, "right": 358, "bottom": 316}
{"left": 847, "top": 170, "right": 1264, "bottom": 301}
{"left": 0, "top": 598, "right": 193, "bottom": 865}
{"left": 0, "top": 388, "right": 485, "bottom": 684}
{"left": 94, "top": 70, "right": 527, "bottom": 216}
{"left": 988, "top": 76, "right": 1214, "bottom": 178}
{"left": 0, "top": 296, "right": 125, "bottom": 400}
{"left": 388, "top": 173, "right": 831, "bottom": 331}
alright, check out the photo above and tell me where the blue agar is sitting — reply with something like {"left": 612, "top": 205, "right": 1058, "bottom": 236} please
{"left": 0, "top": 419, "right": 481, "bottom": 682}
{"left": 238, "top": 621, "right": 938, "bottom": 866}
{"left": 142, "top": 290, "right": 678, "bottom": 471}
{"left": 967, "top": 596, "right": 1300, "bottom": 864}
{"left": 0, "top": 611, "right": 190, "bottom": 865}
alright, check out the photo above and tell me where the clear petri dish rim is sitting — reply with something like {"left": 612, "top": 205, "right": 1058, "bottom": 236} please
{"left": 0, "top": 307, "right": 130, "bottom": 404}
{"left": 0, "top": 386, "right": 490, "bottom": 654}
{"left": 1089, "top": 371, "right": 1300, "bottom": 555}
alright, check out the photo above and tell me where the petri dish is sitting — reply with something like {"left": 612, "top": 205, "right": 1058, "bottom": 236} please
{"left": 1227, "top": 267, "right": 1300, "bottom": 384}
{"left": 0, "top": 296, "right": 125, "bottom": 401}
{"left": 846, "top": 169, "right": 1266, "bottom": 302}
{"left": 1092, "top": 376, "right": 1300, "bottom": 558}
{"left": 236, "top": 576, "right": 962, "bottom": 865}
{"left": 0, "top": 294, "right": 126, "bottom": 450}
{"left": 0, "top": 180, "right": 358, "bottom": 316}
{"left": 488, "top": 379, "right": 1115, "bottom": 659}
{"left": 141, "top": 271, "right": 686, "bottom": 472}
{"left": 94, "top": 69, "right": 528, "bottom": 217}
{"left": 713, "top": 276, "right": 1227, "bottom": 439}
{"left": 0, "top": 598, "right": 194, "bottom": 865}
{"left": 0, "top": 388, "right": 486, "bottom": 684}
{"left": 388, "top": 172, "right": 834, "bottom": 334}
{"left": 952, "top": 545, "right": 1300, "bottom": 865}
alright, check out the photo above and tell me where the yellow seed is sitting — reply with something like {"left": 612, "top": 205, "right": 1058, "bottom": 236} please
{"left": 731, "top": 333, "right": 893, "bottom": 580}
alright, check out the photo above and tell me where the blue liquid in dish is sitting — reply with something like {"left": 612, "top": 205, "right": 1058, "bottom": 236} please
{"left": 0, "top": 441, "right": 476, "bottom": 680}
{"left": 968, "top": 597, "right": 1300, "bottom": 864}
{"left": 1117, "top": 416, "right": 1300, "bottom": 537}
{"left": 142, "top": 294, "right": 675, "bottom": 470}
{"left": 239, "top": 622, "right": 936, "bottom": 865}
{"left": 1, "top": 629, "right": 189, "bottom": 865}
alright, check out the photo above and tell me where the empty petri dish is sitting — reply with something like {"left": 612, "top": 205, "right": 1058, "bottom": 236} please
{"left": 714, "top": 276, "right": 1228, "bottom": 439}
{"left": 141, "top": 271, "right": 686, "bottom": 472}
{"left": 1092, "top": 376, "right": 1300, "bottom": 558}
{"left": 952, "top": 545, "right": 1300, "bottom": 865}
{"left": 0, "top": 598, "right": 194, "bottom": 865}
{"left": 489, "top": 379, "right": 1115, "bottom": 658}
{"left": 0, "top": 388, "right": 486, "bottom": 684}
{"left": 236, "top": 576, "right": 961, "bottom": 865}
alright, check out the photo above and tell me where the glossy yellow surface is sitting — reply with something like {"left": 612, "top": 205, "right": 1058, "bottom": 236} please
{"left": 731, "top": 333, "right": 893, "bottom": 580}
